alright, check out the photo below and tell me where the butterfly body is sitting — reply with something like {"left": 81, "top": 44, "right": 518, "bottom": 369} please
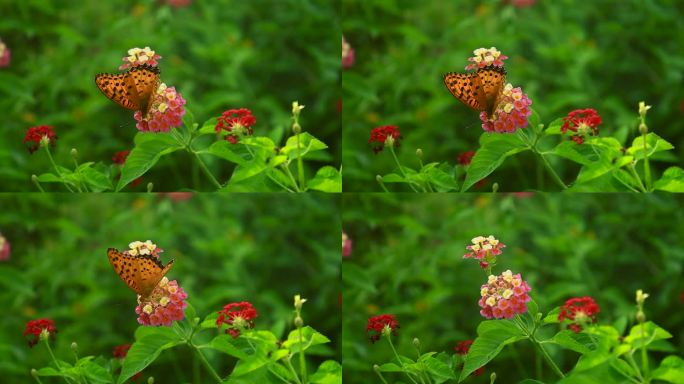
{"left": 444, "top": 65, "right": 506, "bottom": 119}
{"left": 107, "top": 248, "right": 173, "bottom": 298}
{"left": 95, "top": 64, "right": 160, "bottom": 119}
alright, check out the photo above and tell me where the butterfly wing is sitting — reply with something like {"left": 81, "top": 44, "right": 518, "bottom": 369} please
{"left": 475, "top": 66, "right": 506, "bottom": 118}
{"left": 443, "top": 72, "right": 483, "bottom": 111}
{"left": 95, "top": 64, "right": 160, "bottom": 116}
{"left": 127, "top": 64, "right": 160, "bottom": 117}
{"left": 107, "top": 248, "right": 173, "bottom": 297}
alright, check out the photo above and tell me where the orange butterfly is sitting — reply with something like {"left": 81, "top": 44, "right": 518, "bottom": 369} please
{"left": 95, "top": 64, "right": 160, "bottom": 119}
{"left": 443, "top": 65, "right": 506, "bottom": 119}
{"left": 107, "top": 248, "right": 174, "bottom": 297}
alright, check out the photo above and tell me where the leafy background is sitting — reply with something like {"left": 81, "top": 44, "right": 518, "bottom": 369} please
{"left": 0, "top": 0, "right": 340, "bottom": 191}
{"left": 0, "top": 193, "right": 341, "bottom": 382}
{"left": 342, "top": 193, "right": 684, "bottom": 383}
{"left": 342, "top": 0, "right": 684, "bottom": 191}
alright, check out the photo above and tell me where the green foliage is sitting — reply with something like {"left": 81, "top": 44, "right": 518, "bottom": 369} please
{"left": 0, "top": 0, "right": 340, "bottom": 191}
{"left": 0, "top": 193, "right": 341, "bottom": 382}
{"left": 342, "top": 0, "right": 684, "bottom": 191}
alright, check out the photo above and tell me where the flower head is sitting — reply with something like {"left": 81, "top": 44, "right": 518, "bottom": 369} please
{"left": 558, "top": 296, "right": 600, "bottom": 332}
{"left": 480, "top": 84, "right": 533, "bottom": 133}
{"left": 464, "top": 236, "right": 505, "bottom": 267}
{"left": 479, "top": 270, "right": 532, "bottom": 319}
{"left": 112, "top": 150, "right": 130, "bottom": 165}
{"left": 342, "top": 36, "right": 355, "bottom": 69}
{"left": 342, "top": 232, "right": 352, "bottom": 258}
{"left": 561, "top": 108, "right": 602, "bottom": 144}
{"left": 24, "top": 318, "right": 57, "bottom": 347}
{"left": 0, "top": 232, "right": 10, "bottom": 261}
{"left": 135, "top": 277, "right": 188, "bottom": 326}
{"left": 465, "top": 47, "right": 508, "bottom": 71}
{"left": 134, "top": 84, "right": 186, "bottom": 132}
{"left": 24, "top": 125, "right": 58, "bottom": 154}
{"left": 119, "top": 47, "right": 162, "bottom": 70}
{"left": 215, "top": 108, "right": 257, "bottom": 144}
{"left": 369, "top": 125, "right": 401, "bottom": 154}
{"left": 126, "top": 240, "right": 162, "bottom": 258}
{"left": 454, "top": 340, "right": 485, "bottom": 376}
{"left": 216, "top": 301, "right": 258, "bottom": 338}
{"left": 0, "top": 39, "right": 11, "bottom": 68}
{"left": 366, "top": 314, "right": 399, "bottom": 343}
{"left": 457, "top": 151, "right": 476, "bottom": 166}
{"left": 112, "top": 344, "right": 131, "bottom": 358}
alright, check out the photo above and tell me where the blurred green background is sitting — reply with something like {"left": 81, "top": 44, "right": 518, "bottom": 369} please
{"left": 342, "top": 0, "right": 684, "bottom": 191}
{"left": 0, "top": 193, "right": 341, "bottom": 382}
{"left": 0, "top": 0, "right": 340, "bottom": 191}
{"left": 342, "top": 193, "right": 684, "bottom": 382}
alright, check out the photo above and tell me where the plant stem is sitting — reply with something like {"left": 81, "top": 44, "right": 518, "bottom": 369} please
{"left": 31, "top": 176, "right": 45, "bottom": 192}
{"left": 297, "top": 325, "right": 307, "bottom": 384}
{"left": 281, "top": 163, "right": 302, "bottom": 192}
{"left": 284, "top": 356, "right": 303, "bottom": 384}
{"left": 374, "top": 368, "right": 389, "bottom": 384}
{"left": 531, "top": 336, "right": 565, "bottom": 379}
{"left": 296, "top": 131, "right": 305, "bottom": 190}
{"left": 626, "top": 163, "right": 647, "bottom": 192}
{"left": 189, "top": 343, "right": 223, "bottom": 384}
{"left": 388, "top": 146, "right": 421, "bottom": 192}
{"left": 44, "top": 148, "right": 76, "bottom": 192}
{"left": 44, "top": 340, "right": 77, "bottom": 384}
{"left": 537, "top": 152, "right": 568, "bottom": 189}
{"left": 642, "top": 131, "right": 651, "bottom": 191}
{"left": 191, "top": 151, "right": 222, "bottom": 190}
{"left": 387, "top": 336, "right": 419, "bottom": 384}
{"left": 640, "top": 322, "right": 650, "bottom": 382}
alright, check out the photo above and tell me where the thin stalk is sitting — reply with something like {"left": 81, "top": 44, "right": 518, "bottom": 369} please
{"left": 642, "top": 131, "right": 651, "bottom": 191}
{"left": 374, "top": 368, "right": 389, "bottom": 384}
{"left": 191, "top": 151, "right": 222, "bottom": 190}
{"left": 280, "top": 163, "right": 302, "bottom": 192}
{"left": 44, "top": 340, "right": 77, "bottom": 384}
{"left": 537, "top": 152, "right": 568, "bottom": 189}
{"left": 296, "top": 131, "right": 305, "bottom": 190}
{"left": 44, "top": 148, "right": 76, "bottom": 192}
{"left": 31, "top": 176, "right": 45, "bottom": 192}
{"left": 625, "top": 353, "right": 645, "bottom": 382}
{"left": 387, "top": 336, "right": 419, "bottom": 384}
{"left": 640, "top": 322, "right": 649, "bottom": 382}
{"left": 31, "top": 370, "right": 44, "bottom": 384}
{"left": 243, "top": 145, "right": 295, "bottom": 192}
{"left": 627, "top": 163, "right": 647, "bottom": 192}
{"left": 531, "top": 336, "right": 565, "bottom": 379}
{"left": 189, "top": 343, "right": 223, "bottom": 384}
{"left": 298, "top": 325, "right": 307, "bottom": 384}
{"left": 377, "top": 177, "right": 390, "bottom": 192}
{"left": 284, "top": 356, "right": 303, "bottom": 384}
{"left": 388, "top": 146, "right": 421, "bottom": 192}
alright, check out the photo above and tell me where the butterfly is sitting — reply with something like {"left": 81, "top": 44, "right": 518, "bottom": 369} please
{"left": 107, "top": 248, "right": 174, "bottom": 298}
{"left": 443, "top": 65, "right": 506, "bottom": 120}
{"left": 95, "top": 64, "right": 160, "bottom": 119}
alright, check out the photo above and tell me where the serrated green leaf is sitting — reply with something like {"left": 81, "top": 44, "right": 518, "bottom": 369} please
{"left": 118, "top": 327, "right": 183, "bottom": 384}
{"left": 654, "top": 166, "right": 684, "bottom": 192}
{"left": 281, "top": 132, "right": 328, "bottom": 160}
{"left": 116, "top": 133, "right": 183, "bottom": 191}
{"left": 627, "top": 132, "right": 674, "bottom": 159}
{"left": 459, "top": 320, "right": 525, "bottom": 381}
{"left": 307, "top": 166, "right": 342, "bottom": 192}
{"left": 552, "top": 330, "right": 597, "bottom": 354}
{"left": 462, "top": 133, "right": 529, "bottom": 191}
{"left": 206, "top": 141, "right": 248, "bottom": 165}
{"left": 651, "top": 355, "right": 684, "bottom": 384}
{"left": 309, "top": 360, "right": 342, "bottom": 384}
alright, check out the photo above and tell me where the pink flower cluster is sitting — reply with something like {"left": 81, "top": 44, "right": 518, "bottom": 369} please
{"left": 480, "top": 84, "right": 533, "bottom": 133}
{"left": 119, "top": 47, "right": 162, "bottom": 70}
{"left": 342, "top": 36, "right": 355, "bottom": 69}
{"left": 479, "top": 270, "right": 531, "bottom": 319}
{"left": 134, "top": 84, "right": 187, "bottom": 132}
{"left": 0, "top": 38, "right": 10, "bottom": 68}
{"left": 125, "top": 240, "right": 163, "bottom": 258}
{"left": 465, "top": 47, "right": 508, "bottom": 71}
{"left": 464, "top": 235, "right": 505, "bottom": 268}
{"left": 342, "top": 232, "right": 352, "bottom": 257}
{"left": 0, "top": 232, "right": 10, "bottom": 261}
{"left": 135, "top": 277, "right": 188, "bottom": 326}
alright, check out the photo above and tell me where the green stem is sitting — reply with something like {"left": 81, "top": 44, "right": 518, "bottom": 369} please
{"left": 627, "top": 164, "right": 647, "bottom": 192}
{"left": 387, "top": 336, "right": 419, "bottom": 384}
{"left": 531, "top": 336, "right": 565, "bottom": 379}
{"left": 31, "top": 176, "right": 45, "bottom": 192}
{"left": 377, "top": 177, "right": 390, "bottom": 192}
{"left": 388, "top": 146, "right": 421, "bottom": 192}
{"left": 625, "top": 353, "right": 644, "bottom": 382}
{"left": 31, "top": 370, "right": 44, "bottom": 384}
{"left": 642, "top": 131, "right": 651, "bottom": 191}
{"left": 243, "top": 145, "right": 295, "bottom": 192}
{"left": 281, "top": 163, "right": 302, "bottom": 192}
{"left": 537, "top": 152, "right": 568, "bottom": 189}
{"left": 374, "top": 367, "right": 389, "bottom": 384}
{"left": 44, "top": 340, "right": 76, "bottom": 384}
{"left": 640, "top": 322, "right": 649, "bottom": 382}
{"left": 298, "top": 325, "right": 307, "bottom": 384}
{"left": 284, "top": 356, "right": 303, "bottom": 384}
{"left": 296, "top": 131, "right": 305, "bottom": 190}
{"left": 44, "top": 147, "right": 76, "bottom": 192}
{"left": 189, "top": 343, "right": 223, "bottom": 384}
{"left": 191, "top": 150, "right": 222, "bottom": 190}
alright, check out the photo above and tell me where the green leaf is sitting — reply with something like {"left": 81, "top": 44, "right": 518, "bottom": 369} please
{"left": 307, "top": 166, "right": 342, "bottom": 192}
{"left": 422, "top": 163, "right": 458, "bottom": 191}
{"left": 544, "top": 117, "right": 564, "bottom": 135}
{"left": 309, "top": 360, "right": 342, "bottom": 384}
{"left": 118, "top": 327, "right": 183, "bottom": 384}
{"left": 78, "top": 359, "right": 113, "bottom": 383}
{"left": 230, "top": 157, "right": 269, "bottom": 183}
{"left": 116, "top": 133, "right": 183, "bottom": 191}
{"left": 551, "top": 141, "right": 593, "bottom": 165}
{"left": 283, "top": 326, "right": 330, "bottom": 353}
{"left": 459, "top": 320, "right": 525, "bottom": 381}
{"left": 281, "top": 132, "right": 328, "bottom": 160}
{"left": 79, "top": 165, "right": 113, "bottom": 191}
{"left": 651, "top": 356, "right": 684, "bottom": 384}
{"left": 231, "top": 353, "right": 270, "bottom": 377}
{"left": 654, "top": 166, "right": 684, "bottom": 192}
{"left": 626, "top": 132, "right": 674, "bottom": 159}
{"left": 378, "top": 363, "right": 404, "bottom": 372}
{"left": 198, "top": 117, "right": 220, "bottom": 135}
{"left": 624, "top": 321, "right": 672, "bottom": 348}
{"left": 206, "top": 141, "right": 248, "bottom": 165}
{"left": 36, "top": 173, "right": 63, "bottom": 183}
{"left": 552, "top": 330, "right": 597, "bottom": 354}
{"left": 420, "top": 355, "right": 456, "bottom": 383}
{"left": 201, "top": 312, "right": 219, "bottom": 329}
{"left": 462, "top": 133, "right": 529, "bottom": 191}
{"left": 205, "top": 334, "right": 249, "bottom": 359}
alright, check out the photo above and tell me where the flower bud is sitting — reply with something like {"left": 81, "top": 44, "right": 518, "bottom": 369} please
{"left": 292, "top": 123, "right": 301, "bottom": 134}
{"left": 70, "top": 148, "right": 78, "bottom": 159}
{"left": 639, "top": 123, "right": 648, "bottom": 134}
{"left": 147, "top": 182, "right": 154, "bottom": 193}
{"left": 294, "top": 294, "right": 307, "bottom": 311}
{"left": 71, "top": 341, "right": 78, "bottom": 352}
{"left": 492, "top": 183, "right": 499, "bottom": 193}
{"left": 31, "top": 369, "right": 38, "bottom": 378}
{"left": 635, "top": 289, "right": 649, "bottom": 305}
{"left": 638, "top": 101, "right": 651, "bottom": 118}
{"left": 294, "top": 316, "right": 303, "bottom": 328}
{"left": 376, "top": 175, "right": 383, "bottom": 183}
{"left": 490, "top": 372, "right": 497, "bottom": 383}
{"left": 416, "top": 148, "right": 423, "bottom": 158}
{"left": 292, "top": 101, "right": 305, "bottom": 115}
{"left": 147, "top": 377, "right": 155, "bottom": 384}
{"left": 636, "top": 310, "right": 646, "bottom": 323}
{"left": 373, "top": 364, "right": 381, "bottom": 374}
{"left": 412, "top": 337, "right": 421, "bottom": 349}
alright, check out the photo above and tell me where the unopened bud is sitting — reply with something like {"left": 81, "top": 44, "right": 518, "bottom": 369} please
{"left": 635, "top": 289, "right": 649, "bottom": 305}
{"left": 294, "top": 294, "right": 307, "bottom": 311}
{"left": 146, "top": 182, "right": 154, "bottom": 193}
{"left": 70, "top": 148, "right": 78, "bottom": 159}
{"left": 294, "top": 316, "right": 303, "bottom": 328}
{"left": 71, "top": 342, "right": 78, "bottom": 352}
{"left": 416, "top": 148, "right": 423, "bottom": 158}
{"left": 492, "top": 183, "right": 499, "bottom": 193}
{"left": 412, "top": 338, "right": 420, "bottom": 349}
{"left": 639, "top": 123, "right": 648, "bottom": 134}
{"left": 376, "top": 175, "right": 383, "bottom": 183}
{"left": 636, "top": 310, "right": 646, "bottom": 323}
{"left": 638, "top": 101, "right": 651, "bottom": 117}
{"left": 373, "top": 364, "right": 381, "bottom": 374}
{"left": 292, "top": 123, "right": 301, "bottom": 134}
{"left": 490, "top": 372, "right": 497, "bottom": 383}
{"left": 31, "top": 369, "right": 39, "bottom": 378}
{"left": 147, "top": 377, "right": 155, "bottom": 384}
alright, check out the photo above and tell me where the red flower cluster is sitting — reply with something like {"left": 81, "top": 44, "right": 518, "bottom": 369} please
{"left": 24, "top": 125, "right": 57, "bottom": 154}
{"left": 457, "top": 151, "right": 476, "bottom": 166}
{"left": 558, "top": 296, "right": 600, "bottom": 332}
{"left": 368, "top": 125, "right": 401, "bottom": 154}
{"left": 216, "top": 301, "right": 258, "bottom": 338}
{"left": 342, "top": 232, "right": 352, "bottom": 257}
{"left": 454, "top": 340, "right": 485, "bottom": 376}
{"left": 561, "top": 108, "right": 602, "bottom": 144}
{"left": 0, "top": 232, "right": 10, "bottom": 261}
{"left": 24, "top": 318, "right": 57, "bottom": 347}
{"left": 342, "top": 36, "right": 355, "bottom": 69}
{"left": 366, "top": 314, "right": 399, "bottom": 343}
{"left": 112, "top": 344, "right": 131, "bottom": 358}
{"left": 112, "top": 150, "right": 130, "bottom": 165}
{"left": 215, "top": 108, "right": 257, "bottom": 144}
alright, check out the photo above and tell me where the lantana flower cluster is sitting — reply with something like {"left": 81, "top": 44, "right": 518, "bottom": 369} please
{"left": 23, "top": 318, "right": 57, "bottom": 347}
{"left": 216, "top": 301, "right": 258, "bottom": 338}
{"left": 0, "top": 38, "right": 10, "bottom": 68}
{"left": 119, "top": 47, "right": 161, "bottom": 70}
{"left": 342, "top": 232, "right": 352, "bottom": 257}
{"left": 480, "top": 83, "right": 533, "bottom": 133}
{"left": 454, "top": 340, "right": 485, "bottom": 376}
{"left": 464, "top": 235, "right": 505, "bottom": 269}
{"left": 464, "top": 47, "right": 508, "bottom": 71}
{"left": 0, "top": 232, "right": 10, "bottom": 261}
{"left": 366, "top": 314, "right": 399, "bottom": 343}
{"left": 214, "top": 108, "right": 257, "bottom": 144}
{"left": 135, "top": 277, "right": 188, "bottom": 326}
{"left": 561, "top": 108, "right": 602, "bottom": 144}
{"left": 558, "top": 296, "right": 600, "bottom": 332}
{"left": 342, "top": 36, "right": 355, "bottom": 69}
{"left": 478, "top": 270, "right": 532, "bottom": 319}
{"left": 368, "top": 125, "right": 401, "bottom": 154}
{"left": 23, "top": 125, "right": 58, "bottom": 154}
{"left": 134, "top": 83, "right": 187, "bottom": 132}
{"left": 125, "top": 240, "right": 162, "bottom": 258}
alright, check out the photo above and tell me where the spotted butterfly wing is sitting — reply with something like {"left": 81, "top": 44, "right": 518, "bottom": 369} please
{"left": 443, "top": 65, "right": 506, "bottom": 119}
{"left": 107, "top": 248, "right": 173, "bottom": 297}
{"left": 95, "top": 64, "right": 160, "bottom": 118}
